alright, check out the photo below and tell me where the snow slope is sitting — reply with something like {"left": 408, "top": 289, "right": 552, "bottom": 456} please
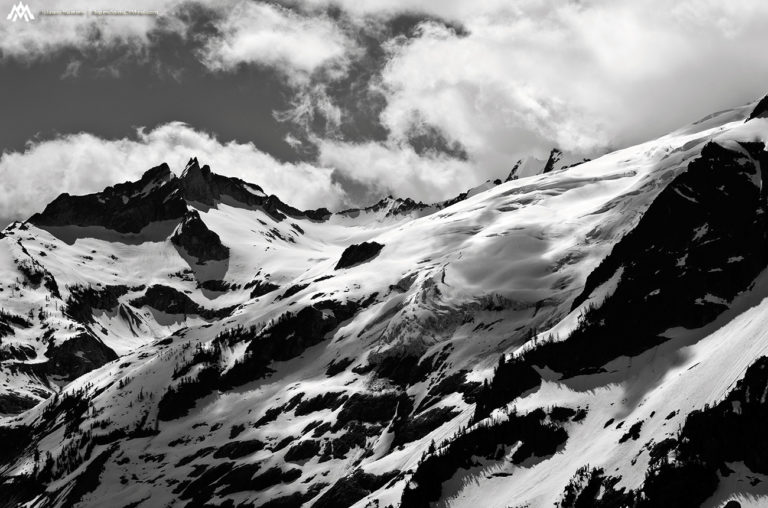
{"left": 0, "top": 97, "right": 766, "bottom": 508}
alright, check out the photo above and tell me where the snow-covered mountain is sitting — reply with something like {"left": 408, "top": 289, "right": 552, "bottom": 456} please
{"left": 1, "top": 97, "right": 768, "bottom": 508}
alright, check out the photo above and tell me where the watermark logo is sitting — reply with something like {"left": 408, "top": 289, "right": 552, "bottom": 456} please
{"left": 7, "top": 2, "right": 34, "bottom": 22}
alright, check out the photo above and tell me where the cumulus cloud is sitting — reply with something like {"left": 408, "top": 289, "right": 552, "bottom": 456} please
{"left": 0, "top": 122, "right": 347, "bottom": 226}
{"left": 318, "top": 139, "right": 476, "bottom": 204}
{"left": 298, "top": 0, "right": 514, "bottom": 21}
{"left": 0, "top": 0, "right": 185, "bottom": 60}
{"left": 265, "top": 0, "right": 768, "bottom": 200}
{"left": 199, "top": 2, "right": 355, "bottom": 81}
{"left": 0, "top": 0, "right": 355, "bottom": 82}
{"left": 369, "top": 0, "right": 768, "bottom": 179}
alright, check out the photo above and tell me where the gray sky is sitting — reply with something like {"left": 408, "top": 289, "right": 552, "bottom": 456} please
{"left": 2, "top": 0, "right": 768, "bottom": 227}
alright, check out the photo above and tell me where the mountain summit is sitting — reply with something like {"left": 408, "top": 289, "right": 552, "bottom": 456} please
{"left": 1, "top": 96, "right": 768, "bottom": 507}
{"left": 30, "top": 157, "right": 331, "bottom": 236}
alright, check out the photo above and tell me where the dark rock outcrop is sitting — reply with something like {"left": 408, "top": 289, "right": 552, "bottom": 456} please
{"left": 527, "top": 141, "right": 768, "bottom": 375}
{"left": 400, "top": 408, "right": 569, "bottom": 508}
{"left": 747, "top": 94, "right": 768, "bottom": 121}
{"left": 131, "top": 285, "right": 201, "bottom": 316}
{"left": 179, "top": 158, "right": 330, "bottom": 222}
{"left": 64, "top": 284, "right": 130, "bottom": 323}
{"left": 284, "top": 439, "right": 321, "bottom": 462}
{"left": 505, "top": 159, "right": 526, "bottom": 181}
{"left": 16, "top": 254, "right": 60, "bottom": 298}
{"left": 472, "top": 354, "right": 542, "bottom": 422}
{"left": 391, "top": 406, "right": 460, "bottom": 447}
{"left": 38, "top": 332, "right": 117, "bottom": 380}
{"left": 0, "top": 392, "right": 39, "bottom": 414}
{"left": 212, "top": 439, "right": 265, "bottom": 459}
{"left": 648, "top": 356, "right": 768, "bottom": 484}
{"left": 312, "top": 470, "right": 397, "bottom": 508}
{"left": 558, "top": 467, "right": 635, "bottom": 507}
{"left": 335, "top": 242, "right": 384, "bottom": 269}
{"left": 246, "top": 279, "right": 280, "bottom": 299}
{"left": 338, "top": 196, "right": 431, "bottom": 219}
{"left": 542, "top": 148, "right": 563, "bottom": 173}
{"left": 155, "top": 296, "right": 377, "bottom": 420}
{"left": 130, "top": 285, "right": 233, "bottom": 320}
{"left": 30, "top": 164, "right": 187, "bottom": 234}
{"left": 171, "top": 210, "right": 229, "bottom": 263}
{"left": 277, "top": 283, "right": 309, "bottom": 300}
{"left": 0, "top": 308, "right": 31, "bottom": 338}
{"left": 29, "top": 158, "right": 332, "bottom": 237}
{"left": 559, "top": 355, "right": 768, "bottom": 507}
{"left": 222, "top": 299, "right": 367, "bottom": 387}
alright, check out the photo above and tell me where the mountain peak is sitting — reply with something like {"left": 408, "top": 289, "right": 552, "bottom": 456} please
{"left": 542, "top": 148, "right": 563, "bottom": 173}
{"left": 184, "top": 156, "right": 199, "bottom": 171}
{"left": 28, "top": 161, "right": 187, "bottom": 233}
{"left": 179, "top": 158, "right": 216, "bottom": 205}
{"left": 28, "top": 157, "right": 334, "bottom": 234}
{"left": 179, "top": 157, "right": 215, "bottom": 187}
{"left": 748, "top": 94, "right": 768, "bottom": 121}
{"left": 506, "top": 148, "right": 591, "bottom": 181}
{"left": 140, "top": 162, "right": 173, "bottom": 184}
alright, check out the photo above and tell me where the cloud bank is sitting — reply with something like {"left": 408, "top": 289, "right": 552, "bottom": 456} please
{"left": 0, "top": 123, "right": 346, "bottom": 225}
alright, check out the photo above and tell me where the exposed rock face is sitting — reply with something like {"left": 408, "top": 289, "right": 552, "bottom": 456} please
{"left": 649, "top": 356, "right": 768, "bottom": 493}
{"left": 179, "top": 158, "right": 330, "bottom": 221}
{"left": 0, "top": 392, "right": 38, "bottom": 414}
{"left": 130, "top": 284, "right": 233, "bottom": 320}
{"left": 131, "top": 285, "right": 201, "bottom": 316}
{"left": 247, "top": 279, "right": 280, "bottom": 299}
{"left": 17, "top": 261, "right": 60, "bottom": 298}
{"left": 0, "top": 309, "right": 31, "bottom": 339}
{"left": 219, "top": 298, "right": 371, "bottom": 388}
{"left": 154, "top": 298, "right": 373, "bottom": 424}
{"left": 506, "top": 160, "right": 523, "bottom": 181}
{"left": 64, "top": 284, "right": 130, "bottom": 323}
{"left": 338, "top": 196, "right": 431, "bottom": 219}
{"left": 334, "top": 242, "right": 384, "bottom": 269}
{"left": 314, "top": 470, "right": 398, "bottom": 508}
{"left": 542, "top": 148, "right": 563, "bottom": 173}
{"left": 506, "top": 150, "right": 590, "bottom": 181}
{"left": 30, "top": 158, "right": 332, "bottom": 236}
{"left": 171, "top": 210, "right": 229, "bottom": 263}
{"left": 29, "top": 164, "right": 187, "bottom": 234}
{"left": 528, "top": 141, "right": 768, "bottom": 375}
{"left": 39, "top": 332, "right": 117, "bottom": 380}
{"left": 400, "top": 406, "right": 571, "bottom": 507}
{"left": 177, "top": 158, "right": 219, "bottom": 205}
{"left": 438, "top": 189, "right": 475, "bottom": 209}
{"left": 747, "top": 94, "right": 768, "bottom": 120}
{"left": 542, "top": 148, "right": 590, "bottom": 173}
{"left": 558, "top": 355, "right": 768, "bottom": 507}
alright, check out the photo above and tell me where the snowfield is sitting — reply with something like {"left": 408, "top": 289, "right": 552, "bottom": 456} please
{"left": 0, "top": 98, "right": 767, "bottom": 507}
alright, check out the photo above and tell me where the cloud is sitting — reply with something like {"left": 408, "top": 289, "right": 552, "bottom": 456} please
{"left": 370, "top": 0, "right": 768, "bottom": 174}
{"left": 317, "top": 139, "right": 477, "bottom": 204}
{"left": 297, "top": 0, "right": 513, "bottom": 21}
{"left": 199, "top": 2, "right": 355, "bottom": 81}
{"left": 0, "top": 0, "right": 355, "bottom": 82}
{"left": 0, "top": 0, "right": 185, "bottom": 60}
{"left": 0, "top": 122, "right": 347, "bottom": 226}
{"left": 265, "top": 0, "right": 768, "bottom": 201}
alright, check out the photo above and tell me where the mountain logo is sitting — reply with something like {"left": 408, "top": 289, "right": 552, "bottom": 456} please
{"left": 6, "top": 2, "right": 34, "bottom": 22}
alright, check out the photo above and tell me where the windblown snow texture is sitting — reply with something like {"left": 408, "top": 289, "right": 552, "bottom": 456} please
{"left": 1, "top": 97, "right": 768, "bottom": 508}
